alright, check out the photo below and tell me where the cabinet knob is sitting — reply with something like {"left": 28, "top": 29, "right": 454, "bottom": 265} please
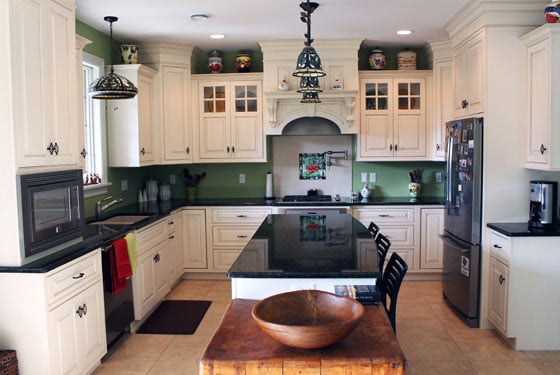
{"left": 140, "top": 147, "right": 146, "bottom": 155}
{"left": 493, "top": 244, "right": 502, "bottom": 249}
{"left": 227, "top": 146, "right": 230, "bottom": 153}
{"left": 232, "top": 146, "right": 235, "bottom": 153}
{"left": 436, "top": 144, "right": 441, "bottom": 151}
{"left": 186, "top": 146, "right": 190, "bottom": 154}
{"left": 81, "top": 148, "right": 88, "bottom": 158}
{"left": 499, "top": 274, "right": 505, "bottom": 285}
{"left": 53, "top": 142, "right": 59, "bottom": 155}
{"left": 389, "top": 144, "right": 393, "bottom": 151}
{"left": 82, "top": 303, "right": 87, "bottom": 316}
{"left": 394, "top": 144, "right": 398, "bottom": 151}
{"left": 47, "top": 142, "right": 55, "bottom": 155}
{"left": 462, "top": 99, "right": 469, "bottom": 109}
{"left": 168, "top": 235, "right": 175, "bottom": 239}
{"left": 540, "top": 144, "right": 547, "bottom": 155}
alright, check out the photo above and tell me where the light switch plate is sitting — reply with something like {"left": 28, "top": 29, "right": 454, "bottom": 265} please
{"left": 169, "top": 174, "right": 176, "bottom": 184}
{"left": 435, "top": 172, "right": 442, "bottom": 183}
{"left": 239, "top": 174, "right": 246, "bottom": 184}
{"left": 369, "top": 172, "right": 376, "bottom": 183}
{"left": 121, "top": 179, "right": 128, "bottom": 191}
{"left": 361, "top": 172, "right": 367, "bottom": 182}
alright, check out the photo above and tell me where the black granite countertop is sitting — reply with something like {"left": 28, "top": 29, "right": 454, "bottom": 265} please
{"left": 227, "top": 214, "right": 380, "bottom": 279}
{"left": 1, "top": 196, "right": 442, "bottom": 274}
{"left": 487, "top": 222, "right": 560, "bottom": 237}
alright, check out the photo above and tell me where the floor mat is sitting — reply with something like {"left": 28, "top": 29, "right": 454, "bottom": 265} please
{"left": 137, "top": 300, "right": 211, "bottom": 335}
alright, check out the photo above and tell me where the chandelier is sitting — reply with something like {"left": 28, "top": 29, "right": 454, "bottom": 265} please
{"left": 292, "top": 0, "right": 325, "bottom": 103}
{"left": 88, "top": 16, "right": 138, "bottom": 99}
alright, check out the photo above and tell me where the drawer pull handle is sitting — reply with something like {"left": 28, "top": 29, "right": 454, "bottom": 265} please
{"left": 72, "top": 272, "right": 85, "bottom": 279}
{"left": 237, "top": 215, "right": 247, "bottom": 218}
{"left": 168, "top": 235, "right": 175, "bottom": 239}
{"left": 493, "top": 244, "right": 502, "bottom": 249}
{"left": 378, "top": 214, "right": 390, "bottom": 217}
{"left": 168, "top": 221, "right": 174, "bottom": 225}
{"left": 237, "top": 235, "right": 248, "bottom": 238}
{"left": 499, "top": 275, "right": 505, "bottom": 285}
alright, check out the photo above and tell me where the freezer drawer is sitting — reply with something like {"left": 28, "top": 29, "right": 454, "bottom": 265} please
{"left": 441, "top": 233, "right": 480, "bottom": 327}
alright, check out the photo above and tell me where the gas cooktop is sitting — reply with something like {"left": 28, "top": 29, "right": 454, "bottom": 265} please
{"left": 282, "top": 195, "right": 333, "bottom": 202}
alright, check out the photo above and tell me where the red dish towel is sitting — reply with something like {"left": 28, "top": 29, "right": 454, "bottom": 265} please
{"left": 110, "top": 238, "right": 132, "bottom": 294}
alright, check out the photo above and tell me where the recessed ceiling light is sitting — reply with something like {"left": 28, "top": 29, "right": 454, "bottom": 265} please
{"left": 396, "top": 29, "right": 413, "bottom": 36}
{"left": 210, "top": 34, "right": 226, "bottom": 39}
{"left": 190, "top": 13, "right": 209, "bottom": 21}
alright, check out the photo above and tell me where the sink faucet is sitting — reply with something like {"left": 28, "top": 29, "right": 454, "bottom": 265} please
{"left": 95, "top": 196, "right": 123, "bottom": 219}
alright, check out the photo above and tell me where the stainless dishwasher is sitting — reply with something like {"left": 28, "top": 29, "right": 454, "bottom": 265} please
{"left": 101, "top": 234, "right": 135, "bottom": 349}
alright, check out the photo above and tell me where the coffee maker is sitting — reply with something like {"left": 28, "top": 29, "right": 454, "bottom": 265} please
{"left": 528, "top": 181, "right": 558, "bottom": 229}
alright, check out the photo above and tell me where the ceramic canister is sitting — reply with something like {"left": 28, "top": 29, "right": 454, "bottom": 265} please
{"left": 545, "top": 2, "right": 560, "bottom": 23}
{"left": 397, "top": 49, "right": 417, "bottom": 70}
{"left": 208, "top": 50, "right": 223, "bottom": 73}
{"left": 120, "top": 44, "right": 138, "bottom": 64}
{"left": 235, "top": 53, "right": 251, "bottom": 72}
{"left": 369, "top": 48, "right": 386, "bottom": 70}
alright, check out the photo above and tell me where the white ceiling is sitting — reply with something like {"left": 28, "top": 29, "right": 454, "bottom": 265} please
{"left": 75, "top": 0, "right": 471, "bottom": 51}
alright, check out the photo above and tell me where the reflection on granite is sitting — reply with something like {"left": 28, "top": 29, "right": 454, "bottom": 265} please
{"left": 487, "top": 222, "right": 560, "bottom": 237}
{"left": 227, "top": 214, "right": 380, "bottom": 278}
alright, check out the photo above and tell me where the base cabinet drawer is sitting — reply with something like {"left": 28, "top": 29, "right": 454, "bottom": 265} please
{"left": 213, "top": 250, "right": 242, "bottom": 271}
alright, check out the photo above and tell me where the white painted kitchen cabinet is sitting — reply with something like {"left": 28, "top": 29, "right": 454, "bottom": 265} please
{"left": 166, "top": 210, "right": 184, "bottom": 285}
{"left": 452, "top": 29, "right": 484, "bottom": 117}
{"left": 132, "top": 217, "right": 170, "bottom": 320}
{"left": 488, "top": 254, "right": 508, "bottom": 334}
{"left": 430, "top": 40, "right": 453, "bottom": 160}
{"left": 192, "top": 73, "right": 265, "bottom": 163}
{"left": 107, "top": 64, "right": 158, "bottom": 167}
{"left": 0, "top": 250, "right": 106, "bottom": 374}
{"left": 352, "top": 206, "right": 418, "bottom": 271}
{"left": 486, "top": 228, "right": 560, "bottom": 349}
{"left": 357, "top": 71, "right": 429, "bottom": 160}
{"left": 75, "top": 35, "right": 91, "bottom": 169}
{"left": 10, "top": 0, "right": 80, "bottom": 171}
{"left": 419, "top": 208, "right": 444, "bottom": 270}
{"left": 182, "top": 208, "right": 208, "bottom": 270}
{"left": 522, "top": 24, "right": 560, "bottom": 170}
{"left": 206, "top": 207, "right": 271, "bottom": 272}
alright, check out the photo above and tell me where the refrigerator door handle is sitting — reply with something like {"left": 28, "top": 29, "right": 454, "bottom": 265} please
{"left": 440, "top": 234, "right": 470, "bottom": 250}
{"left": 445, "top": 136, "right": 456, "bottom": 208}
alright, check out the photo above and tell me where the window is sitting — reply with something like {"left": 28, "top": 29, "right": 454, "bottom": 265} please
{"left": 82, "top": 52, "right": 109, "bottom": 197}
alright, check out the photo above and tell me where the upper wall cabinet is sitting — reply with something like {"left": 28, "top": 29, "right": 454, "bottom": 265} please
{"left": 141, "top": 43, "right": 194, "bottom": 165}
{"left": 357, "top": 71, "right": 430, "bottom": 161}
{"left": 522, "top": 24, "right": 560, "bottom": 170}
{"left": 192, "top": 73, "right": 265, "bottom": 163}
{"left": 452, "top": 29, "right": 485, "bottom": 118}
{"left": 10, "top": 0, "right": 80, "bottom": 171}
{"left": 107, "top": 64, "right": 158, "bottom": 167}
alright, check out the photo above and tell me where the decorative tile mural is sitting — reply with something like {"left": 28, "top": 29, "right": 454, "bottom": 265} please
{"left": 299, "top": 215, "right": 327, "bottom": 241}
{"left": 299, "top": 153, "right": 326, "bottom": 180}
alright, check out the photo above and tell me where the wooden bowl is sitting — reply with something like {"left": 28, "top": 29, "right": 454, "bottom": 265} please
{"left": 251, "top": 290, "right": 364, "bottom": 349}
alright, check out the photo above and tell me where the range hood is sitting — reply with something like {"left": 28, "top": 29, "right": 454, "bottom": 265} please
{"left": 259, "top": 39, "right": 363, "bottom": 135}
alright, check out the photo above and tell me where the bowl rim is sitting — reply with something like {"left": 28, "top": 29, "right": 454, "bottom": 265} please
{"left": 251, "top": 289, "right": 365, "bottom": 328}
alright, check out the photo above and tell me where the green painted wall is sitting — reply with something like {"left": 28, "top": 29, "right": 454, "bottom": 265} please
{"left": 76, "top": 20, "right": 442, "bottom": 217}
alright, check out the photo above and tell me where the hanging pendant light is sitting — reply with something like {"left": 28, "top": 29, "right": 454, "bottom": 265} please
{"left": 88, "top": 16, "right": 138, "bottom": 99}
{"left": 292, "top": 0, "right": 325, "bottom": 103}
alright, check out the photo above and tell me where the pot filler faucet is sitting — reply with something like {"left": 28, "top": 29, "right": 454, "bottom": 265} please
{"left": 323, "top": 150, "right": 349, "bottom": 169}
{"left": 95, "top": 196, "right": 123, "bottom": 219}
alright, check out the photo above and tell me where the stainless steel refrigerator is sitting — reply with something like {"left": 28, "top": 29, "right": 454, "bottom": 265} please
{"left": 441, "top": 117, "right": 483, "bottom": 328}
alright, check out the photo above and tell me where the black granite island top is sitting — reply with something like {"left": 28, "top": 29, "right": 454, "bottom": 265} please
{"left": 227, "top": 213, "right": 380, "bottom": 279}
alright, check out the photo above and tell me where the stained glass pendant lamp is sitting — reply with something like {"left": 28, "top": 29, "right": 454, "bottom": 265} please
{"left": 88, "top": 16, "right": 138, "bottom": 99}
{"left": 292, "top": 0, "right": 325, "bottom": 103}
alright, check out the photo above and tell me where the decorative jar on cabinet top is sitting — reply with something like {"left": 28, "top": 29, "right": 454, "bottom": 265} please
{"left": 235, "top": 53, "right": 251, "bottom": 72}
{"left": 545, "top": 2, "right": 560, "bottom": 23}
{"left": 397, "top": 49, "right": 417, "bottom": 70}
{"left": 120, "top": 44, "right": 138, "bottom": 64}
{"left": 208, "top": 50, "right": 223, "bottom": 73}
{"left": 369, "top": 48, "right": 386, "bottom": 70}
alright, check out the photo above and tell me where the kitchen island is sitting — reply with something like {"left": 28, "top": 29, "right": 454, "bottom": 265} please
{"left": 227, "top": 213, "right": 380, "bottom": 299}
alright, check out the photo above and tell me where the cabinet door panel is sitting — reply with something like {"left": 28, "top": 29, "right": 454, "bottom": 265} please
{"left": 394, "top": 115, "right": 425, "bottom": 156}
{"left": 420, "top": 208, "right": 444, "bottom": 269}
{"left": 138, "top": 75, "right": 155, "bottom": 163}
{"left": 183, "top": 209, "right": 207, "bottom": 269}
{"left": 80, "top": 282, "right": 107, "bottom": 367}
{"left": 49, "top": 300, "right": 80, "bottom": 375}
{"left": 232, "top": 117, "right": 263, "bottom": 159}
{"left": 162, "top": 66, "right": 191, "bottom": 162}
{"left": 526, "top": 43, "right": 549, "bottom": 165}
{"left": 360, "top": 115, "right": 393, "bottom": 157}
{"left": 199, "top": 117, "right": 229, "bottom": 159}
{"left": 488, "top": 256, "right": 508, "bottom": 334}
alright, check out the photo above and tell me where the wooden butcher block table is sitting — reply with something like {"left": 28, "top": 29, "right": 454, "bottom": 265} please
{"left": 200, "top": 299, "right": 406, "bottom": 375}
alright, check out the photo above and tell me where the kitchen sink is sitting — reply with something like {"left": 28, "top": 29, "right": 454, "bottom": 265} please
{"left": 89, "top": 214, "right": 151, "bottom": 226}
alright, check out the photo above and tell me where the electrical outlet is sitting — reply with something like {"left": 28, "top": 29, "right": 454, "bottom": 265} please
{"left": 361, "top": 172, "right": 367, "bottom": 183}
{"left": 169, "top": 174, "right": 176, "bottom": 184}
{"left": 435, "top": 172, "right": 443, "bottom": 183}
{"left": 121, "top": 179, "right": 128, "bottom": 191}
{"left": 239, "top": 173, "right": 246, "bottom": 184}
{"left": 369, "top": 172, "right": 377, "bottom": 183}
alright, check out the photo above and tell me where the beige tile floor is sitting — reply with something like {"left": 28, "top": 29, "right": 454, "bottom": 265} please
{"left": 93, "top": 280, "right": 560, "bottom": 375}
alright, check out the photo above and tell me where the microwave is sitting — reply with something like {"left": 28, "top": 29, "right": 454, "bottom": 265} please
{"left": 18, "top": 169, "right": 85, "bottom": 264}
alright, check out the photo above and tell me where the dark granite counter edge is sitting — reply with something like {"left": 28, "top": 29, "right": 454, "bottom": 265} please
{"left": 2, "top": 196, "right": 443, "bottom": 273}
{"left": 487, "top": 222, "right": 560, "bottom": 237}
{"left": 226, "top": 271, "right": 380, "bottom": 278}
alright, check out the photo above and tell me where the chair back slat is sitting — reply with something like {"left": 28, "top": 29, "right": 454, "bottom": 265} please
{"left": 375, "top": 233, "right": 391, "bottom": 274}
{"left": 380, "top": 252, "right": 408, "bottom": 333}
